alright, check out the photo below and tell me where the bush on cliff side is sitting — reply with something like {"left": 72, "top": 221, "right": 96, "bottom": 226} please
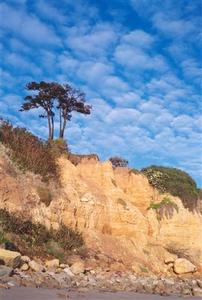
{"left": 0, "top": 209, "right": 84, "bottom": 259}
{"left": 142, "top": 165, "right": 199, "bottom": 211}
{"left": 0, "top": 119, "right": 58, "bottom": 180}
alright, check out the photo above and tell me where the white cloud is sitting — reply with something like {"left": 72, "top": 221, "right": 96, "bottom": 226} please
{"left": 65, "top": 22, "right": 119, "bottom": 58}
{"left": 122, "top": 30, "right": 154, "bottom": 48}
{"left": 152, "top": 12, "right": 196, "bottom": 38}
{"left": 0, "top": 3, "right": 61, "bottom": 46}
{"left": 114, "top": 29, "right": 168, "bottom": 72}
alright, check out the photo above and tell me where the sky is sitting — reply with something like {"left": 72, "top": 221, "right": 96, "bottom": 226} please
{"left": 0, "top": 0, "right": 202, "bottom": 186}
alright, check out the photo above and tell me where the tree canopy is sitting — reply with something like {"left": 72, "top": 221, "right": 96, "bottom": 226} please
{"left": 20, "top": 81, "right": 92, "bottom": 140}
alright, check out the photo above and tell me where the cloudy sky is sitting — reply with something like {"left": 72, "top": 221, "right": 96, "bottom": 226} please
{"left": 0, "top": 0, "right": 202, "bottom": 185}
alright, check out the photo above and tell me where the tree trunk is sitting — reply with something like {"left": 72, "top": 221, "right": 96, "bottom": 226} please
{"left": 60, "top": 117, "right": 67, "bottom": 139}
{"left": 59, "top": 108, "right": 62, "bottom": 138}
{"left": 51, "top": 115, "right": 54, "bottom": 140}
{"left": 47, "top": 116, "right": 52, "bottom": 140}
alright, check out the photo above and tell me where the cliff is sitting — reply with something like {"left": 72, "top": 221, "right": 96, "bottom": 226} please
{"left": 0, "top": 149, "right": 201, "bottom": 275}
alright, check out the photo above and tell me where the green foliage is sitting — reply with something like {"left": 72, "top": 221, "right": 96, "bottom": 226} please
{"left": 139, "top": 266, "right": 149, "bottom": 273}
{"left": 142, "top": 165, "right": 199, "bottom": 211}
{"left": 147, "top": 196, "right": 178, "bottom": 220}
{"left": 0, "top": 231, "right": 9, "bottom": 244}
{"left": 0, "top": 119, "right": 58, "bottom": 180}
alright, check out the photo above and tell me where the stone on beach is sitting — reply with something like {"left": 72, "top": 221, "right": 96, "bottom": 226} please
{"left": 0, "top": 249, "right": 21, "bottom": 268}
{"left": 174, "top": 258, "right": 196, "bottom": 274}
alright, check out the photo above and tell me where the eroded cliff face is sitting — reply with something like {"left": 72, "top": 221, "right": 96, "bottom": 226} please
{"left": 0, "top": 152, "right": 202, "bottom": 275}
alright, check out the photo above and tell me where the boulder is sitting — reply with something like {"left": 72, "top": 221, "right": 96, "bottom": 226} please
{"left": 63, "top": 267, "right": 75, "bottom": 277}
{"left": 60, "top": 263, "right": 68, "bottom": 269}
{"left": 21, "top": 256, "right": 31, "bottom": 263}
{"left": 45, "top": 259, "right": 60, "bottom": 269}
{"left": 70, "top": 261, "right": 85, "bottom": 275}
{"left": 0, "top": 265, "right": 13, "bottom": 277}
{"left": 174, "top": 258, "right": 196, "bottom": 274}
{"left": 164, "top": 254, "right": 177, "bottom": 264}
{"left": 21, "top": 263, "right": 29, "bottom": 271}
{"left": 29, "top": 260, "right": 43, "bottom": 272}
{"left": 0, "top": 249, "right": 21, "bottom": 268}
{"left": 192, "top": 287, "right": 202, "bottom": 297}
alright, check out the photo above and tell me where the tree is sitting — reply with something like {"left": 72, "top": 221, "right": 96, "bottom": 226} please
{"left": 57, "top": 84, "right": 91, "bottom": 139}
{"left": 20, "top": 81, "right": 60, "bottom": 140}
{"left": 109, "top": 156, "right": 128, "bottom": 168}
{"left": 20, "top": 81, "right": 92, "bottom": 140}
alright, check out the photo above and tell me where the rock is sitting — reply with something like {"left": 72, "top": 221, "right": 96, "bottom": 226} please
{"left": 174, "top": 258, "right": 196, "bottom": 274}
{"left": 21, "top": 263, "right": 29, "bottom": 271}
{"left": 60, "top": 263, "right": 68, "bottom": 269}
{"left": 21, "top": 256, "right": 31, "bottom": 263}
{"left": 197, "top": 280, "right": 202, "bottom": 288}
{"left": 0, "top": 283, "right": 9, "bottom": 289}
{"left": 0, "top": 249, "right": 21, "bottom": 268}
{"left": 164, "top": 254, "right": 177, "bottom": 264}
{"left": 0, "top": 243, "right": 5, "bottom": 249}
{"left": 45, "top": 259, "right": 60, "bottom": 269}
{"left": 29, "top": 260, "right": 43, "bottom": 272}
{"left": 70, "top": 261, "right": 85, "bottom": 275}
{"left": 63, "top": 267, "right": 75, "bottom": 277}
{"left": 0, "top": 265, "right": 13, "bottom": 277}
{"left": 192, "top": 287, "right": 202, "bottom": 297}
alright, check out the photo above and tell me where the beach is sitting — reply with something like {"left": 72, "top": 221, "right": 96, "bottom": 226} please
{"left": 1, "top": 288, "right": 201, "bottom": 300}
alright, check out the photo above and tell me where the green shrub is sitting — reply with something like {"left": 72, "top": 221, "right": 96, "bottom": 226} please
{"left": 0, "top": 231, "right": 8, "bottom": 244}
{"left": 147, "top": 196, "right": 178, "bottom": 220}
{"left": 142, "top": 165, "right": 199, "bottom": 211}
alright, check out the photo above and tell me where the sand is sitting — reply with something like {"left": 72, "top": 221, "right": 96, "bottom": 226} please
{"left": 0, "top": 287, "right": 201, "bottom": 300}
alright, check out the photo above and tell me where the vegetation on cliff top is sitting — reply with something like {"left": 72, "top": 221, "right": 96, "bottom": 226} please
{"left": 142, "top": 166, "right": 199, "bottom": 211}
{"left": 0, "top": 119, "right": 68, "bottom": 181}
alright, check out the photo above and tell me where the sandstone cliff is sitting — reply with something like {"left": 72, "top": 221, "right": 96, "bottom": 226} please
{"left": 0, "top": 149, "right": 201, "bottom": 275}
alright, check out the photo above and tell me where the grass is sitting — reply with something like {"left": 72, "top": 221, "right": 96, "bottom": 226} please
{"left": 139, "top": 266, "right": 149, "bottom": 273}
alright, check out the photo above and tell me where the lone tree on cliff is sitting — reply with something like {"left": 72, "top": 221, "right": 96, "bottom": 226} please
{"left": 57, "top": 84, "right": 91, "bottom": 139}
{"left": 20, "top": 81, "right": 92, "bottom": 140}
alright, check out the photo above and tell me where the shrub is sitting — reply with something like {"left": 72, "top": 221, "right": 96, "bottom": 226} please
{"left": 0, "top": 119, "right": 57, "bottom": 180}
{"left": 0, "top": 209, "right": 84, "bottom": 257}
{"left": 37, "top": 186, "right": 52, "bottom": 207}
{"left": 142, "top": 165, "right": 199, "bottom": 211}
{"left": 0, "top": 209, "right": 50, "bottom": 246}
{"left": 109, "top": 156, "right": 128, "bottom": 168}
{"left": 147, "top": 196, "right": 178, "bottom": 220}
{"left": 52, "top": 224, "right": 83, "bottom": 251}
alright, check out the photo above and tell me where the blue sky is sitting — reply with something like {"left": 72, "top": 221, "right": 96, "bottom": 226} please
{"left": 0, "top": 0, "right": 202, "bottom": 186}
